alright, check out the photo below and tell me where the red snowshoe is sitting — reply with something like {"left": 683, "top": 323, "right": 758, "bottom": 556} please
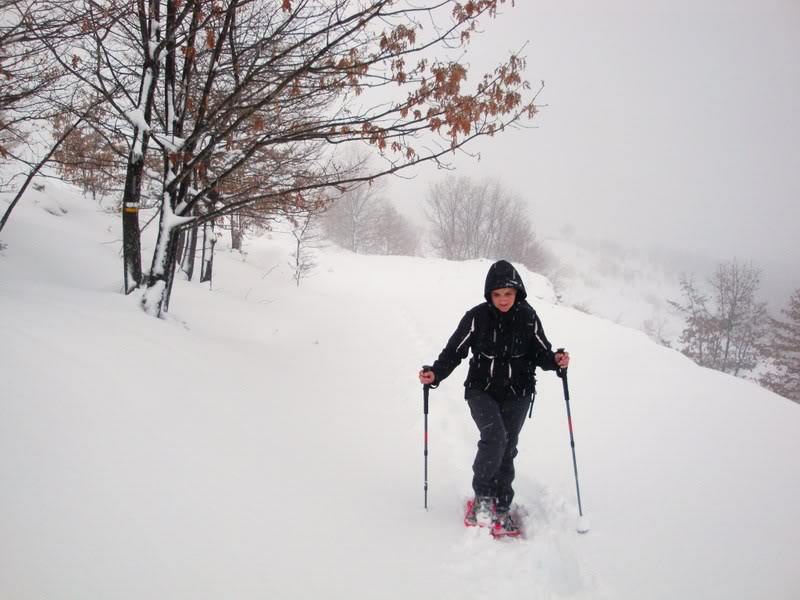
{"left": 464, "top": 496, "right": 494, "bottom": 528}
{"left": 491, "top": 508, "right": 522, "bottom": 539}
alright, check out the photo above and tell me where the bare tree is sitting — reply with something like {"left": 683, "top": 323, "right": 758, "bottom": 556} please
{"left": 669, "top": 274, "right": 714, "bottom": 367}
{"left": 0, "top": 109, "right": 90, "bottom": 234}
{"left": 671, "top": 259, "right": 769, "bottom": 377}
{"left": 0, "top": 0, "right": 87, "bottom": 235}
{"left": 497, "top": 197, "right": 551, "bottom": 273}
{"left": 425, "top": 175, "right": 548, "bottom": 270}
{"left": 709, "top": 259, "right": 767, "bottom": 375}
{"left": 643, "top": 312, "right": 673, "bottom": 348}
{"left": 27, "top": 0, "right": 169, "bottom": 291}
{"left": 50, "top": 102, "right": 127, "bottom": 202}
{"left": 760, "top": 287, "right": 800, "bottom": 403}
{"left": 425, "top": 175, "right": 470, "bottom": 260}
{"left": 372, "top": 201, "right": 418, "bottom": 256}
{"left": 286, "top": 197, "right": 326, "bottom": 287}
{"left": 321, "top": 163, "right": 418, "bottom": 256}
{"left": 0, "top": 0, "right": 64, "bottom": 155}
{"left": 321, "top": 173, "right": 386, "bottom": 253}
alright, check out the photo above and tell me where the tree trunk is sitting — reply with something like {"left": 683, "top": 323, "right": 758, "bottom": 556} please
{"left": 200, "top": 220, "right": 216, "bottom": 285}
{"left": 180, "top": 225, "right": 198, "bottom": 281}
{"left": 121, "top": 153, "right": 146, "bottom": 294}
{"left": 295, "top": 237, "right": 302, "bottom": 287}
{"left": 139, "top": 0, "right": 193, "bottom": 316}
{"left": 122, "top": 1, "right": 161, "bottom": 294}
{"left": 141, "top": 211, "right": 180, "bottom": 317}
{"left": 230, "top": 213, "right": 243, "bottom": 251}
{"left": 176, "top": 229, "right": 186, "bottom": 264}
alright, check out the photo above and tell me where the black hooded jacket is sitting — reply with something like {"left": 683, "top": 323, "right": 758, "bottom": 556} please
{"left": 430, "top": 260, "right": 557, "bottom": 398}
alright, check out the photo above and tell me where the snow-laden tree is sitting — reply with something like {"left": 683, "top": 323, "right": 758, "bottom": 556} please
{"left": 34, "top": 0, "right": 540, "bottom": 316}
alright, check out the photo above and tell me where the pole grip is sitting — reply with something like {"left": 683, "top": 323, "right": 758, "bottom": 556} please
{"left": 556, "top": 347, "right": 567, "bottom": 378}
{"left": 422, "top": 365, "right": 433, "bottom": 414}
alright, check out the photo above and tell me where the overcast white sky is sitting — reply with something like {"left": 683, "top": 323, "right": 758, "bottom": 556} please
{"left": 387, "top": 0, "right": 799, "bottom": 298}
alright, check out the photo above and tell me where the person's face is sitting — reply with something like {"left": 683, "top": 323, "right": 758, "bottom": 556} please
{"left": 490, "top": 287, "right": 517, "bottom": 312}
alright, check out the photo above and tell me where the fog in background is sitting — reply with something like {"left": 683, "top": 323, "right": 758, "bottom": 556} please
{"left": 387, "top": 0, "right": 799, "bottom": 306}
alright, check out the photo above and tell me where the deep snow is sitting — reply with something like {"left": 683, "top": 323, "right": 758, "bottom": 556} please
{"left": 2, "top": 180, "right": 799, "bottom": 600}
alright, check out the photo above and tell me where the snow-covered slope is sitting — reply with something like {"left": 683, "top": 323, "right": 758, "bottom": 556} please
{"left": 2, "top": 181, "right": 799, "bottom": 600}
{"left": 543, "top": 235, "right": 685, "bottom": 344}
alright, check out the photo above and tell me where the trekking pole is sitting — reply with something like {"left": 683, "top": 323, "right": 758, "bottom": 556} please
{"left": 556, "top": 348, "right": 590, "bottom": 534}
{"left": 422, "top": 365, "right": 433, "bottom": 511}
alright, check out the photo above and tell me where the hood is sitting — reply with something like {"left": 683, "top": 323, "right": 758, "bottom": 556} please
{"left": 483, "top": 260, "right": 527, "bottom": 304}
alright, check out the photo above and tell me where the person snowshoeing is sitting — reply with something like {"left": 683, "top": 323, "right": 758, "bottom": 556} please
{"left": 418, "top": 260, "right": 569, "bottom": 536}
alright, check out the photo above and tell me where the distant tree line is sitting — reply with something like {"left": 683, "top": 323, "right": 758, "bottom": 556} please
{"left": 318, "top": 172, "right": 556, "bottom": 289}
{"left": 324, "top": 173, "right": 553, "bottom": 272}
{"left": 670, "top": 259, "right": 799, "bottom": 403}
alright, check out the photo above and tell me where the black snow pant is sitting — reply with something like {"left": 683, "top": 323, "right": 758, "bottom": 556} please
{"left": 466, "top": 387, "right": 531, "bottom": 510}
